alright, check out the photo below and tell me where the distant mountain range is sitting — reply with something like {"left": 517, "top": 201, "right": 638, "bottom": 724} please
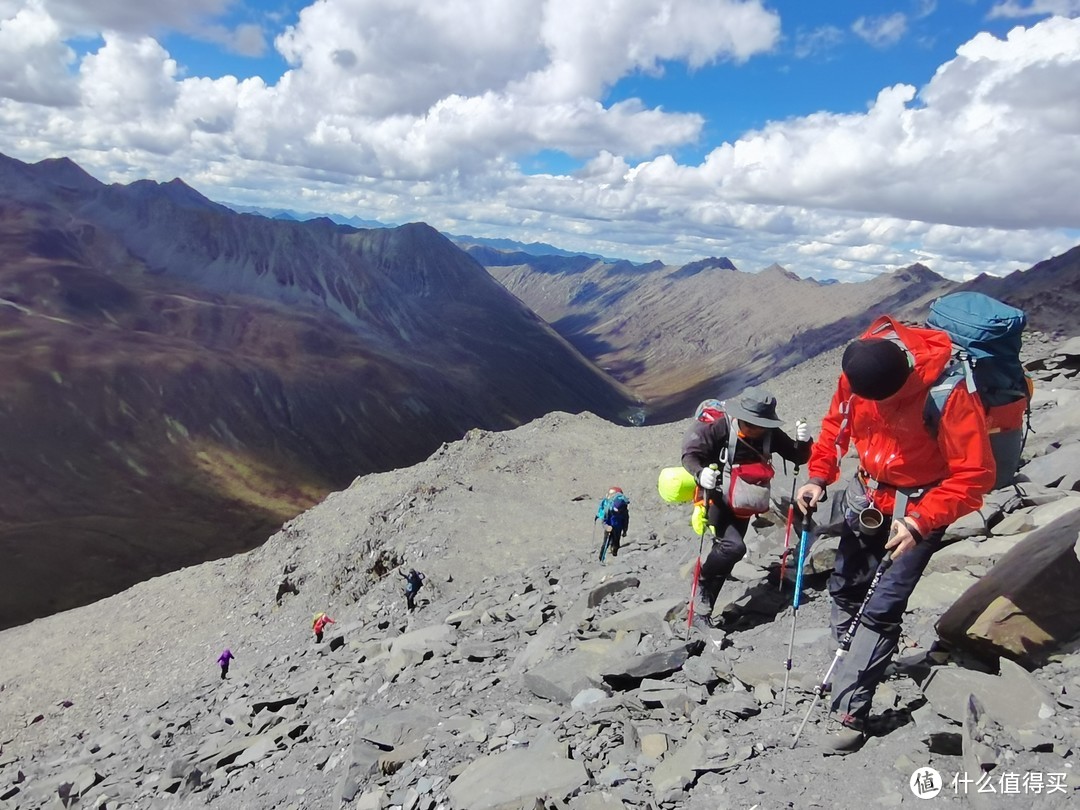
{"left": 223, "top": 206, "right": 1080, "bottom": 423}
{"left": 469, "top": 249, "right": 1080, "bottom": 421}
{"left": 224, "top": 204, "right": 618, "bottom": 262}
{"left": 0, "top": 153, "right": 636, "bottom": 629}
{"left": 225, "top": 203, "right": 389, "bottom": 230}
{"left": 472, "top": 251, "right": 954, "bottom": 420}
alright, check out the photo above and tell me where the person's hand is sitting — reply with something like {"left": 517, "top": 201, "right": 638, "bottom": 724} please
{"left": 886, "top": 518, "right": 921, "bottom": 559}
{"left": 698, "top": 467, "right": 719, "bottom": 490}
{"left": 795, "top": 419, "right": 811, "bottom": 443}
{"left": 796, "top": 483, "right": 823, "bottom": 514}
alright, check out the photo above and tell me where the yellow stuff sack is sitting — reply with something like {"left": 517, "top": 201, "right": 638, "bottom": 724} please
{"left": 691, "top": 502, "right": 708, "bottom": 535}
{"left": 658, "top": 466, "right": 696, "bottom": 503}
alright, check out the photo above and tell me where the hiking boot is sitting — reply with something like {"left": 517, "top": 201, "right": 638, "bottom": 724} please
{"left": 691, "top": 612, "right": 715, "bottom": 630}
{"left": 815, "top": 713, "right": 866, "bottom": 754}
{"left": 693, "top": 609, "right": 728, "bottom": 633}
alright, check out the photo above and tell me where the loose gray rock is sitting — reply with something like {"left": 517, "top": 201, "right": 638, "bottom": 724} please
{"left": 447, "top": 748, "right": 589, "bottom": 810}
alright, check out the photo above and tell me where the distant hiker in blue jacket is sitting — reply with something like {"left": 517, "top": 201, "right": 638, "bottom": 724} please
{"left": 401, "top": 569, "right": 426, "bottom": 612}
{"left": 595, "top": 487, "right": 630, "bottom": 559}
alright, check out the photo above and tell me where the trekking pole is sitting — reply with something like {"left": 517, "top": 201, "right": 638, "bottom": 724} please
{"left": 781, "top": 498, "right": 814, "bottom": 714}
{"left": 791, "top": 549, "right": 895, "bottom": 748}
{"left": 778, "top": 466, "right": 800, "bottom": 591}
{"left": 686, "top": 464, "right": 717, "bottom": 641}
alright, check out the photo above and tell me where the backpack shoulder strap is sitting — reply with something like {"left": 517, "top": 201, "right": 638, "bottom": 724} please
{"left": 723, "top": 418, "right": 738, "bottom": 468}
{"left": 924, "top": 358, "right": 969, "bottom": 437}
{"left": 723, "top": 416, "right": 772, "bottom": 466}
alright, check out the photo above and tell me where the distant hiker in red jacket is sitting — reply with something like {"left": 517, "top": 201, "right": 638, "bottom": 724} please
{"left": 312, "top": 612, "right": 335, "bottom": 643}
{"left": 797, "top": 316, "right": 994, "bottom": 752}
{"left": 217, "top": 649, "right": 234, "bottom": 680}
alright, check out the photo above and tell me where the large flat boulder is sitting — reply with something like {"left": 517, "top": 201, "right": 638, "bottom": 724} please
{"left": 922, "top": 659, "right": 1055, "bottom": 729}
{"left": 601, "top": 640, "right": 702, "bottom": 689}
{"left": 596, "top": 598, "right": 683, "bottom": 634}
{"left": 523, "top": 648, "right": 612, "bottom": 704}
{"left": 1017, "top": 441, "right": 1080, "bottom": 491}
{"left": 936, "top": 510, "right": 1080, "bottom": 665}
{"left": 447, "top": 747, "right": 588, "bottom": 810}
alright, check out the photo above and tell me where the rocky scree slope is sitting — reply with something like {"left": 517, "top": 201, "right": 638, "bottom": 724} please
{"left": 2, "top": 337, "right": 1080, "bottom": 809}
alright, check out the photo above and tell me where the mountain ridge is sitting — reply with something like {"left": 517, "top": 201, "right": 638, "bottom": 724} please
{"left": 0, "top": 152, "right": 637, "bottom": 629}
{"left": 479, "top": 253, "right": 958, "bottom": 421}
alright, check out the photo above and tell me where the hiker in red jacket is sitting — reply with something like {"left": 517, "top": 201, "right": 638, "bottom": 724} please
{"left": 312, "top": 612, "right": 335, "bottom": 643}
{"left": 797, "top": 316, "right": 994, "bottom": 752}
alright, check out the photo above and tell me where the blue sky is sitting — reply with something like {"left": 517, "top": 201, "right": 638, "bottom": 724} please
{"left": 1, "top": 0, "right": 1079, "bottom": 280}
{"left": 158, "top": 1, "right": 1033, "bottom": 164}
{"left": 598, "top": 2, "right": 1013, "bottom": 164}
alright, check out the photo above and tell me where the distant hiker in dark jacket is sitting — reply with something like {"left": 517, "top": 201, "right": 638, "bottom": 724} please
{"left": 682, "top": 386, "right": 812, "bottom": 628}
{"left": 312, "top": 612, "right": 335, "bottom": 643}
{"left": 595, "top": 486, "right": 630, "bottom": 558}
{"left": 217, "top": 648, "right": 234, "bottom": 681}
{"left": 401, "top": 569, "right": 426, "bottom": 611}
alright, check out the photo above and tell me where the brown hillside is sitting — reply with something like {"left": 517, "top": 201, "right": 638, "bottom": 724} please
{"left": 483, "top": 256, "right": 954, "bottom": 421}
{"left": 0, "top": 156, "right": 637, "bottom": 629}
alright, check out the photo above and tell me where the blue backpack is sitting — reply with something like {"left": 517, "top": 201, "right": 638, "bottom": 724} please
{"left": 924, "top": 291, "right": 1031, "bottom": 487}
{"left": 606, "top": 493, "right": 630, "bottom": 529}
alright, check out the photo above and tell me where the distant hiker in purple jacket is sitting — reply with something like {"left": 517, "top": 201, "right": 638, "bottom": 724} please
{"left": 217, "top": 649, "right": 234, "bottom": 680}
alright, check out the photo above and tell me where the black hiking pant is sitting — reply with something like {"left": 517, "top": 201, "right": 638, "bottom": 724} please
{"left": 604, "top": 526, "right": 624, "bottom": 556}
{"left": 219, "top": 663, "right": 229, "bottom": 681}
{"left": 828, "top": 519, "right": 944, "bottom": 721}
{"left": 699, "top": 497, "right": 750, "bottom": 610}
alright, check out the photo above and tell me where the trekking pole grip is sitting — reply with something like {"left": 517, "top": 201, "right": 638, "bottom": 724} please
{"left": 701, "top": 462, "right": 719, "bottom": 493}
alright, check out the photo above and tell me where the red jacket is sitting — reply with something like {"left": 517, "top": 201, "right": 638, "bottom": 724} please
{"left": 808, "top": 316, "right": 995, "bottom": 535}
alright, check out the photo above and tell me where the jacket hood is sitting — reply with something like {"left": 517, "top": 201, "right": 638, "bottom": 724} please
{"left": 856, "top": 315, "right": 953, "bottom": 399}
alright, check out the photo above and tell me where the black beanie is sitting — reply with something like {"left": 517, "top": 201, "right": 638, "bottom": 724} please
{"left": 842, "top": 338, "right": 911, "bottom": 400}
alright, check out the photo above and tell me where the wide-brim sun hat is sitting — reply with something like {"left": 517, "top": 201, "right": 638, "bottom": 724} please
{"left": 725, "top": 386, "right": 784, "bottom": 428}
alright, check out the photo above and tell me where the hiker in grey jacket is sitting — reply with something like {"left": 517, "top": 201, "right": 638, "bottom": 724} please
{"left": 682, "top": 386, "right": 812, "bottom": 628}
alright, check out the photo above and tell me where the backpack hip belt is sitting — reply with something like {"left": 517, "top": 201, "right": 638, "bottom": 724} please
{"left": 857, "top": 468, "right": 932, "bottom": 503}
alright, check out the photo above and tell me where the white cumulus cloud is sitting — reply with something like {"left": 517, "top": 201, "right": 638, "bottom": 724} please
{"left": 24, "top": 0, "right": 234, "bottom": 36}
{"left": 852, "top": 13, "right": 909, "bottom": 48}
{"left": 0, "top": 0, "right": 76, "bottom": 105}
{"left": 0, "top": 1, "right": 1077, "bottom": 282}
{"left": 989, "top": 1, "right": 1080, "bottom": 18}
